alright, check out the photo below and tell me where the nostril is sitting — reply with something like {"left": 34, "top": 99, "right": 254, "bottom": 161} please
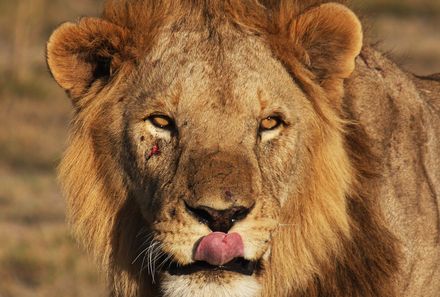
{"left": 231, "top": 207, "right": 251, "bottom": 222}
{"left": 185, "top": 202, "right": 254, "bottom": 233}
{"left": 185, "top": 203, "right": 212, "bottom": 225}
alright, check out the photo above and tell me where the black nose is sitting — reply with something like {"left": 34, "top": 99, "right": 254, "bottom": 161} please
{"left": 185, "top": 203, "right": 253, "bottom": 233}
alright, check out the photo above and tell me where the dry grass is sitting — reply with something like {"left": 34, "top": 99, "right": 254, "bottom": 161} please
{"left": 0, "top": 71, "right": 108, "bottom": 297}
{"left": 0, "top": 1, "right": 107, "bottom": 296}
{"left": 353, "top": 0, "right": 440, "bottom": 16}
{"left": 0, "top": 0, "right": 439, "bottom": 296}
{"left": 367, "top": 16, "right": 440, "bottom": 75}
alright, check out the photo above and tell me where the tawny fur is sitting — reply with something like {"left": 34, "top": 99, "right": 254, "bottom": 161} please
{"left": 46, "top": 1, "right": 439, "bottom": 297}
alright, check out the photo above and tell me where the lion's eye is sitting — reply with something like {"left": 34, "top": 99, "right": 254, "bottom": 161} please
{"left": 260, "top": 116, "right": 283, "bottom": 132}
{"left": 148, "top": 115, "right": 175, "bottom": 130}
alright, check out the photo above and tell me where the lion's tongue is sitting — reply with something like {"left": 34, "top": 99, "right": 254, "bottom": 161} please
{"left": 194, "top": 232, "right": 244, "bottom": 266}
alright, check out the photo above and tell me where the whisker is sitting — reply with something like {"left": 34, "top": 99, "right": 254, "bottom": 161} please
{"left": 157, "top": 253, "right": 173, "bottom": 272}
{"left": 140, "top": 246, "right": 149, "bottom": 280}
{"left": 133, "top": 245, "right": 150, "bottom": 264}
{"left": 147, "top": 241, "right": 161, "bottom": 282}
{"left": 134, "top": 236, "right": 175, "bottom": 284}
{"left": 134, "top": 234, "right": 154, "bottom": 260}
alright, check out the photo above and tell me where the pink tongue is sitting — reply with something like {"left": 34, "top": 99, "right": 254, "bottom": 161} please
{"left": 194, "top": 232, "right": 244, "bottom": 266}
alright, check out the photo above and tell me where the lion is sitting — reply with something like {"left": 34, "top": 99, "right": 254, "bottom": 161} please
{"left": 46, "top": 1, "right": 440, "bottom": 296}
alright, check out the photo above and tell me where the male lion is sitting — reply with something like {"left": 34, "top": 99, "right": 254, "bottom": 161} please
{"left": 46, "top": 0, "right": 440, "bottom": 296}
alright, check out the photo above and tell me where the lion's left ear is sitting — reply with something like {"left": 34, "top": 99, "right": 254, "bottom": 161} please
{"left": 292, "top": 3, "right": 363, "bottom": 83}
{"left": 46, "top": 18, "right": 136, "bottom": 104}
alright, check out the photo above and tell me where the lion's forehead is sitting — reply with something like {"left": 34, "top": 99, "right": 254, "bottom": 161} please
{"left": 135, "top": 29, "right": 307, "bottom": 122}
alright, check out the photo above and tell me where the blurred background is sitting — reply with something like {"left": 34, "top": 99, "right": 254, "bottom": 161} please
{"left": 0, "top": 1, "right": 439, "bottom": 296}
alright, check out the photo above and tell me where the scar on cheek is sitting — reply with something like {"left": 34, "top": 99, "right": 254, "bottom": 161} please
{"left": 147, "top": 144, "right": 161, "bottom": 160}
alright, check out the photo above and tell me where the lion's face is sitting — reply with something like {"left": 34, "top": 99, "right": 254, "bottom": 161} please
{"left": 47, "top": 2, "right": 365, "bottom": 296}
{"left": 123, "top": 30, "right": 318, "bottom": 296}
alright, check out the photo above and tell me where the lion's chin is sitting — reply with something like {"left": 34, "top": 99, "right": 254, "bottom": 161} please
{"left": 160, "top": 271, "right": 262, "bottom": 297}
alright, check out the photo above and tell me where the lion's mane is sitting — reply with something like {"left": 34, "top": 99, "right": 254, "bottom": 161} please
{"left": 56, "top": 1, "right": 400, "bottom": 296}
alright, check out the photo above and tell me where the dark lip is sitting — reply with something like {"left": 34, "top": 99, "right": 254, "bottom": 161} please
{"left": 167, "top": 257, "right": 260, "bottom": 276}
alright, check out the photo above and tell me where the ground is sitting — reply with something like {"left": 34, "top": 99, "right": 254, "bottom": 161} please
{"left": 0, "top": 1, "right": 439, "bottom": 296}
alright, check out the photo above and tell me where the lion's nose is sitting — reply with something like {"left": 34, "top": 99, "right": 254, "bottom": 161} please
{"left": 185, "top": 203, "right": 253, "bottom": 233}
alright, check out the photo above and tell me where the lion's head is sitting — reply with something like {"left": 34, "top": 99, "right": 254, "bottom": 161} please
{"left": 47, "top": 1, "right": 398, "bottom": 296}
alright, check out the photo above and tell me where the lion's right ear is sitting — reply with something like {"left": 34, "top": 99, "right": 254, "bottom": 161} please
{"left": 46, "top": 18, "right": 135, "bottom": 103}
{"left": 289, "top": 3, "right": 363, "bottom": 91}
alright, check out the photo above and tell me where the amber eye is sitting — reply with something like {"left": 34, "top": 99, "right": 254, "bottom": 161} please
{"left": 148, "top": 115, "right": 175, "bottom": 130}
{"left": 260, "top": 116, "right": 283, "bottom": 132}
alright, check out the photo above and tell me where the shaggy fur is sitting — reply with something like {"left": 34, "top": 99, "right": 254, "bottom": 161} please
{"left": 46, "top": 1, "right": 439, "bottom": 297}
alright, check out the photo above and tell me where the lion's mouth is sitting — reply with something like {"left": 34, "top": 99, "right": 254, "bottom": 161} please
{"left": 167, "top": 257, "right": 260, "bottom": 276}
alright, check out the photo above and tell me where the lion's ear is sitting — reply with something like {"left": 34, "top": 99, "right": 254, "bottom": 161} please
{"left": 292, "top": 3, "right": 363, "bottom": 82}
{"left": 46, "top": 18, "right": 134, "bottom": 103}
